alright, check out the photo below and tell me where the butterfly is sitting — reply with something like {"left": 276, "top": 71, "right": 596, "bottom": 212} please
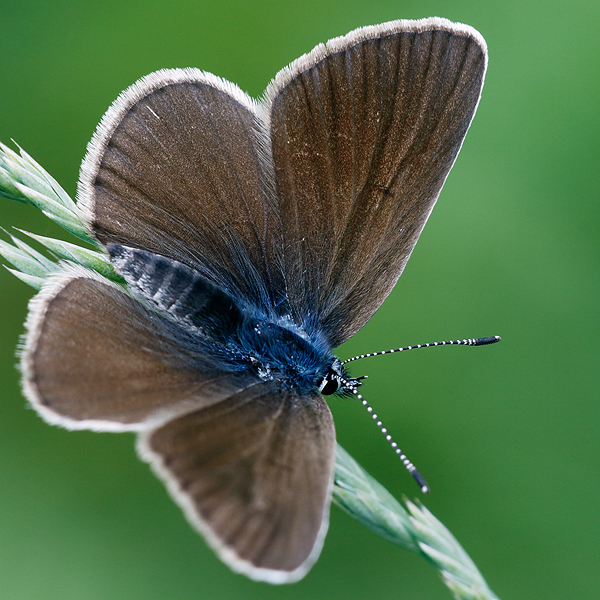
{"left": 19, "top": 17, "right": 487, "bottom": 584}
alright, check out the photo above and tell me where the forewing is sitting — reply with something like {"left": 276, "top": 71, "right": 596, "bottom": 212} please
{"left": 266, "top": 18, "right": 487, "bottom": 346}
{"left": 78, "top": 69, "right": 283, "bottom": 308}
{"left": 22, "top": 266, "right": 257, "bottom": 431}
{"left": 139, "top": 381, "right": 336, "bottom": 583}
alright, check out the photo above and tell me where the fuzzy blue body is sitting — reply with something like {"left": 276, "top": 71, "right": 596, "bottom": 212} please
{"left": 108, "top": 244, "right": 342, "bottom": 396}
{"left": 236, "top": 316, "right": 335, "bottom": 394}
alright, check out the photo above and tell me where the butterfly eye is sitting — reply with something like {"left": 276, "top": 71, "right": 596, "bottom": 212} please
{"left": 318, "top": 371, "right": 341, "bottom": 395}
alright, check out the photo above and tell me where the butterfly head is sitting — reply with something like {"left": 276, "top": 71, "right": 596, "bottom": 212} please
{"left": 318, "top": 358, "right": 364, "bottom": 396}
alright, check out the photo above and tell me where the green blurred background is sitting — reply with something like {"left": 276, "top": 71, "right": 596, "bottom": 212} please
{"left": 0, "top": 0, "right": 598, "bottom": 598}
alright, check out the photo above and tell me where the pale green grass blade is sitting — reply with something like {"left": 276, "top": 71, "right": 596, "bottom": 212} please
{"left": 0, "top": 236, "right": 56, "bottom": 279}
{"left": 40, "top": 209, "right": 93, "bottom": 243}
{"left": 0, "top": 143, "right": 96, "bottom": 245}
{"left": 333, "top": 446, "right": 500, "bottom": 600}
{"left": 17, "top": 230, "right": 121, "bottom": 280}
{"left": 13, "top": 143, "right": 78, "bottom": 211}
{"left": 333, "top": 444, "right": 418, "bottom": 549}
{"left": 4, "top": 267, "right": 45, "bottom": 289}
{"left": 0, "top": 150, "right": 55, "bottom": 201}
{"left": 7, "top": 233, "right": 57, "bottom": 271}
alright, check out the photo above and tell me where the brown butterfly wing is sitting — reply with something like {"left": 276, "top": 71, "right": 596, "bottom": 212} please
{"left": 22, "top": 267, "right": 257, "bottom": 430}
{"left": 139, "top": 381, "right": 336, "bottom": 583}
{"left": 78, "top": 69, "right": 284, "bottom": 308}
{"left": 266, "top": 18, "right": 487, "bottom": 345}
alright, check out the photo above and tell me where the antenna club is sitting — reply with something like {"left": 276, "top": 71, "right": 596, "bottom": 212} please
{"left": 473, "top": 335, "right": 501, "bottom": 345}
{"left": 411, "top": 469, "right": 430, "bottom": 494}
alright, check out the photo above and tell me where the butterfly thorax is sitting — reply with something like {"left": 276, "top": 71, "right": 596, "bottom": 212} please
{"left": 236, "top": 316, "right": 344, "bottom": 395}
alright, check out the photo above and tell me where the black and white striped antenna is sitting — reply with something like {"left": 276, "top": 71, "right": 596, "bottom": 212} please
{"left": 342, "top": 335, "right": 501, "bottom": 493}
{"left": 341, "top": 376, "right": 430, "bottom": 493}
{"left": 342, "top": 335, "right": 501, "bottom": 365}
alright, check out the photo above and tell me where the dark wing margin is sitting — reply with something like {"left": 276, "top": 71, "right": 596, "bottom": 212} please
{"left": 138, "top": 381, "right": 336, "bottom": 584}
{"left": 77, "top": 68, "right": 284, "bottom": 309}
{"left": 20, "top": 266, "right": 258, "bottom": 431}
{"left": 265, "top": 18, "right": 488, "bottom": 346}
